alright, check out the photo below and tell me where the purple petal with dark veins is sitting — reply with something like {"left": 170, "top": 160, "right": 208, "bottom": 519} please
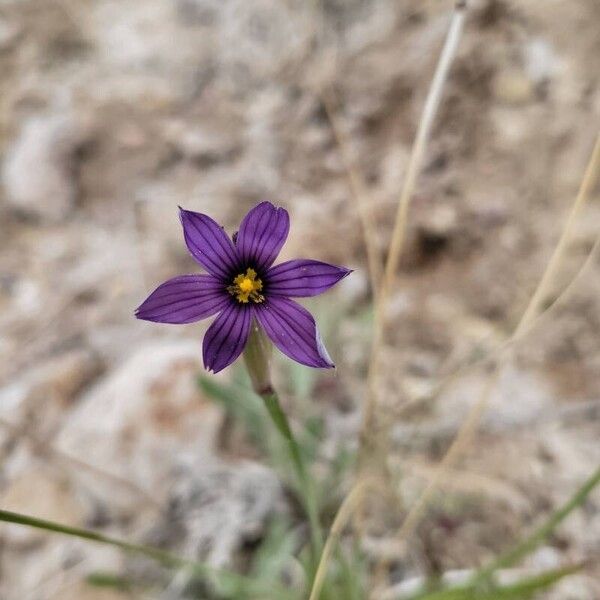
{"left": 203, "top": 303, "right": 252, "bottom": 373}
{"left": 255, "top": 297, "right": 334, "bottom": 369}
{"left": 135, "top": 274, "right": 229, "bottom": 324}
{"left": 179, "top": 207, "right": 240, "bottom": 281}
{"left": 235, "top": 202, "right": 290, "bottom": 270}
{"left": 267, "top": 259, "right": 352, "bottom": 297}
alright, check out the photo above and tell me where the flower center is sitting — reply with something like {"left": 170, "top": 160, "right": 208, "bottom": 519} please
{"left": 227, "top": 268, "right": 264, "bottom": 304}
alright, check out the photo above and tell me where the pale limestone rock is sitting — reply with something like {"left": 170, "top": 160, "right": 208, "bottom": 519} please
{"left": 2, "top": 114, "right": 84, "bottom": 222}
{"left": 55, "top": 340, "right": 223, "bottom": 516}
{"left": 156, "top": 460, "right": 284, "bottom": 569}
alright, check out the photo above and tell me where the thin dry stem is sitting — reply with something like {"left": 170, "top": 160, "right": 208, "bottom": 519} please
{"left": 396, "top": 371, "right": 499, "bottom": 540}
{"left": 383, "top": 6, "right": 467, "bottom": 287}
{"left": 514, "top": 134, "right": 600, "bottom": 337}
{"left": 308, "top": 478, "right": 377, "bottom": 600}
{"left": 396, "top": 228, "right": 600, "bottom": 420}
{"left": 322, "top": 90, "right": 383, "bottom": 303}
{"left": 400, "top": 459, "right": 527, "bottom": 508}
{"left": 394, "top": 131, "right": 600, "bottom": 544}
{"left": 359, "top": 0, "right": 468, "bottom": 459}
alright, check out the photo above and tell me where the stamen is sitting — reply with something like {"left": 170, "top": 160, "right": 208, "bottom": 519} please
{"left": 227, "top": 268, "right": 265, "bottom": 304}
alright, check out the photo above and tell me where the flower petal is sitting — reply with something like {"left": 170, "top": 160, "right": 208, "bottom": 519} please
{"left": 267, "top": 259, "right": 352, "bottom": 297}
{"left": 203, "top": 303, "right": 252, "bottom": 373}
{"left": 236, "top": 202, "right": 290, "bottom": 270}
{"left": 179, "top": 207, "right": 240, "bottom": 280}
{"left": 255, "top": 297, "right": 334, "bottom": 368}
{"left": 135, "top": 274, "right": 229, "bottom": 324}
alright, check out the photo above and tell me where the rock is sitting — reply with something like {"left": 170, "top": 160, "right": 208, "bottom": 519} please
{"left": 55, "top": 340, "right": 224, "bottom": 517}
{"left": 218, "top": 0, "right": 310, "bottom": 84}
{"left": 0, "top": 348, "right": 103, "bottom": 444}
{"left": 489, "top": 103, "right": 549, "bottom": 150}
{"left": 161, "top": 119, "right": 239, "bottom": 165}
{"left": 47, "top": 584, "right": 130, "bottom": 600}
{"left": 417, "top": 204, "right": 458, "bottom": 240}
{"left": 0, "top": 16, "right": 21, "bottom": 51}
{"left": 89, "top": 1, "right": 205, "bottom": 73}
{"left": 527, "top": 545, "right": 561, "bottom": 570}
{"left": 175, "top": 0, "right": 220, "bottom": 26}
{"left": 546, "top": 574, "right": 600, "bottom": 600}
{"left": 154, "top": 460, "right": 284, "bottom": 569}
{"left": 6, "top": 276, "right": 43, "bottom": 315}
{"left": 2, "top": 113, "right": 85, "bottom": 222}
{"left": 524, "top": 38, "right": 558, "bottom": 87}
{"left": 0, "top": 530, "right": 124, "bottom": 600}
{"left": 436, "top": 365, "right": 554, "bottom": 431}
{"left": 413, "top": 204, "right": 459, "bottom": 262}
{"left": 492, "top": 69, "right": 535, "bottom": 105}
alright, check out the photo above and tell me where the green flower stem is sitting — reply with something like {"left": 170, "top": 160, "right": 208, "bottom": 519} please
{"left": 261, "top": 388, "right": 323, "bottom": 555}
{"left": 243, "top": 322, "right": 323, "bottom": 560}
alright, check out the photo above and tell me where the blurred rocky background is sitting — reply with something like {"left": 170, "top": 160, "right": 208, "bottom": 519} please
{"left": 1, "top": 0, "right": 600, "bottom": 598}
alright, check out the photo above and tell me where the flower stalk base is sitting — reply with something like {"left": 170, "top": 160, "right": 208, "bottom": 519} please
{"left": 243, "top": 325, "right": 323, "bottom": 560}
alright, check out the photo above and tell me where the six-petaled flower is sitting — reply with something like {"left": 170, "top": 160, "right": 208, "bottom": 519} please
{"left": 135, "top": 202, "right": 352, "bottom": 373}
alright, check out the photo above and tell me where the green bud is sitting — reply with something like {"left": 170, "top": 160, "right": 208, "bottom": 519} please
{"left": 243, "top": 320, "right": 273, "bottom": 395}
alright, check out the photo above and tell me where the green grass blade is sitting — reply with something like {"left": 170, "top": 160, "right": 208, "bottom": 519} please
{"left": 336, "top": 544, "right": 365, "bottom": 600}
{"left": 486, "top": 564, "right": 581, "bottom": 599}
{"left": 86, "top": 571, "right": 136, "bottom": 591}
{"left": 476, "top": 465, "right": 600, "bottom": 580}
{"left": 412, "top": 564, "right": 580, "bottom": 600}
{"left": 198, "top": 374, "right": 268, "bottom": 449}
{"left": 0, "top": 509, "right": 296, "bottom": 600}
{"left": 0, "top": 508, "right": 181, "bottom": 566}
{"left": 250, "top": 516, "right": 298, "bottom": 584}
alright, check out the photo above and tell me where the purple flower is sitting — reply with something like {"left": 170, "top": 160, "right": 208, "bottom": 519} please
{"left": 135, "top": 202, "right": 352, "bottom": 373}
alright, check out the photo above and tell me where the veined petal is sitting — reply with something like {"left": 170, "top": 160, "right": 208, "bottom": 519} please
{"left": 179, "top": 207, "right": 240, "bottom": 280}
{"left": 203, "top": 303, "right": 252, "bottom": 373}
{"left": 236, "top": 202, "right": 290, "bottom": 270}
{"left": 267, "top": 259, "right": 352, "bottom": 297}
{"left": 135, "top": 274, "right": 228, "bottom": 324}
{"left": 255, "top": 297, "right": 334, "bottom": 369}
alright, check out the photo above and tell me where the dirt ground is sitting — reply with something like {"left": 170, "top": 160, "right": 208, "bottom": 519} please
{"left": 1, "top": 0, "right": 600, "bottom": 598}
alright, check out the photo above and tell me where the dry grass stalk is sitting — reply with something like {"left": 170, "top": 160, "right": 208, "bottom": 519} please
{"left": 395, "top": 229, "right": 600, "bottom": 421}
{"left": 359, "top": 0, "right": 469, "bottom": 466}
{"left": 306, "top": 1, "right": 470, "bottom": 592}
{"left": 322, "top": 90, "right": 383, "bottom": 304}
{"left": 308, "top": 477, "right": 379, "bottom": 600}
{"left": 394, "top": 131, "right": 600, "bottom": 545}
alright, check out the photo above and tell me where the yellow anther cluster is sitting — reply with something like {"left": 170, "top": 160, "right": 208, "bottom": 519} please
{"left": 228, "top": 268, "right": 264, "bottom": 303}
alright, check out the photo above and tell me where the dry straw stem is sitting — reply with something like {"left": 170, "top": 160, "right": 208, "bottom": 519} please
{"left": 514, "top": 134, "right": 600, "bottom": 337}
{"left": 395, "top": 227, "right": 600, "bottom": 422}
{"left": 401, "top": 459, "right": 527, "bottom": 508}
{"left": 350, "top": 0, "right": 468, "bottom": 544}
{"left": 310, "top": 1, "right": 382, "bottom": 299}
{"left": 392, "top": 396, "right": 600, "bottom": 450}
{"left": 359, "top": 0, "right": 469, "bottom": 459}
{"left": 322, "top": 90, "right": 383, "bottom": 304}
{"left": 308, "top": 477, "right": 379, "bottom": 600}
{"left": 394, "top": 131, "right": 600, "bottom": 544}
